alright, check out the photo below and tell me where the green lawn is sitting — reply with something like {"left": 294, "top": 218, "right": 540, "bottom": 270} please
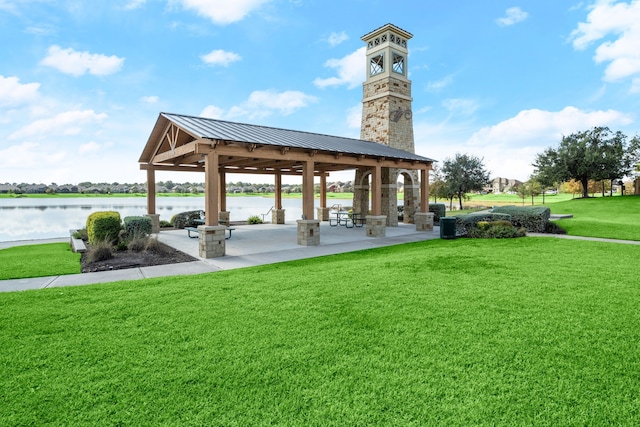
{"left": 549, "top": 195, "right": 640, "bottom": 241}
{"left": 0, "top": 243, "right": 81, "bottom": 280}
{"left": 2, "top": 237, "right": 639, "bottom": 425}
{"left": 466, "top": 192, "right": 574, "bottom": 205}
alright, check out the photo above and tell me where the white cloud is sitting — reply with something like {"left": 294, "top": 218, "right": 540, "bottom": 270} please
{"left": 327, "top": 31, "right": 349, "bottom": 47}
{"left": 141, "top": 95, "right": 159, "bottom": 103}
{"left": 0, "top": 142, "right": 42, "bottom": 168}
{"left": 426, "top": 75, "right": 453, "bottom": 92}
{"left": 0, "top": 0, "right": 17, "bottom": 14}
{"left": 40, "top": 45, "right": 125, "bottom": 76}
{"left": 124, "top": 0, "right": 146, "bottom": 10}
{"left": 227, "top": 90, "right": 318, "bottom": 119}
{"left": 200, "top": 49, "right": 242, "bottom": 66}
{"left": 442, "top": 98, "right": 479, "bottom": 117}
{"left": 9, "top": 110, "right": 108, "bottom": 140}
{"left": 313, "top": 46, "right": 365, "bottom": 89}
{"left": 496, "top": 7, "right": 528, "bottom": 26}
{"left": 414, "top": 106, "right": 634, "bottom": 181}
{"left": 200, "top": 105, "right": 224, "bottom": 119}
{"left": 346, "top": 104, "right": 362, "bottom": 129}
{"left": 78, "top": 141, "right": 102, "bottom": 154}
{"left": 178, "top": 0, "right": 270, "bottom": 24}
{"left": 570, "top": 0, "right": 640, "bottom": 85}
{"left": 467, "top": 106, "right": 633, "bottom": 147}
{"left": 0, "top": 75, "right": 40, "bottom": 108}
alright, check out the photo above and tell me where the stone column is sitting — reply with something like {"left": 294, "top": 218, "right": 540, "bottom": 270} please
{"left": 297, "top": 219, "right": 320, "bottom": 246}
{"left": 272, "top": 209, "right": 286, "bottom": 224}
{"left": 198, "top": 225, "right": 226, "bottom": 258}
{"left": 403, "top": 183, "right": 420, "bottom": 224}
{"left": 414, "top": 212, "right": 434, "bottom": 231}
{"left": 145, "top": 214, "right": 160, "bottom": 234}
{"left": 219, "top": 211, "right": 230, "bottom": 225}
{"left": 365, "top": 215, "right": 387, "bottom": 238}
{"left": 316, "top": 207, "right": 330, "bottom": 221}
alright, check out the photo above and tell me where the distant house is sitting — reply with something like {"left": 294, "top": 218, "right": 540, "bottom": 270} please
{"left": 0, "top": 183, "right": 20, "bottom": 193}
{"left": 490, "top": 177, "right": 522, "bottom": 193}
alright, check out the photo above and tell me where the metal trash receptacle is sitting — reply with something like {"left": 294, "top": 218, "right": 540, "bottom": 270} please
{"left": 440, "top": 217, "right": 456, "bottom": 239}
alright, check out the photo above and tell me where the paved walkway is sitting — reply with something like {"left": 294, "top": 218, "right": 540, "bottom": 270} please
{"left": 2, "top": 224, "right": 638, "bottom": 293}
{"left": 0, "top": 222, "right": 440, "bottom": 292}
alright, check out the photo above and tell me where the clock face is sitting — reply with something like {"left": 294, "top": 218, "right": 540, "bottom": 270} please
{"left": 370, "top": 54, "right": 384, "bottom": 76}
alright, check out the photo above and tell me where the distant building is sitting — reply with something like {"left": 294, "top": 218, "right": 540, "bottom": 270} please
{"left": 490, "top": 177, "right": 522, "bottom": 193}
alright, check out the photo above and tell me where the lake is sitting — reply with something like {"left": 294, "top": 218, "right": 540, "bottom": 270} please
{"left": 0, "top": 196, "right": 353, "bottom": 242}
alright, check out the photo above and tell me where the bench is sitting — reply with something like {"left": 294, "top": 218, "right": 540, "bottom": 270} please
{"left": 185, "top": 226, "right": 236, "bottom": 239}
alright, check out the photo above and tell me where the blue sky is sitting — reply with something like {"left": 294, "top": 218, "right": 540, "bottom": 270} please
{"left": 1, "top": 0, "right": 640, "bottom": 185}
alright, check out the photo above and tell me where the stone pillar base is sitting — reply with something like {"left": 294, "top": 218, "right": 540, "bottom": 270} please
{"left": 297, "top": 220, "right": 320, "bottom": 246}
{"left": 272, "top": 209, "right": 285, "bottom": 224}
{"left": 145, "top": 214, "right": 160, "bottom": 234}
{"left": 316, "top": 207, "right": 330, "bottom": 221}
{"left": 366, "top": 215, "right": 387, "bottom": 238}
{"left": 198, "top": 225, "right": 226, "bottom": 258}
{"left": 219, "top": 211, "right": 230, "bottom": 225}
{"left": 415, "top": 212, "right": 434, "bottom": 231}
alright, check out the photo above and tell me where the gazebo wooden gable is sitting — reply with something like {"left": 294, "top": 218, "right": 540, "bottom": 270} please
{"left": 139, "top": 112, "right": 435, "bottom": 226}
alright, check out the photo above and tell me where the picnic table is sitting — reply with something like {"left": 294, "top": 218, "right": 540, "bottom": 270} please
{"left": 186, "top": 219, "right": 235, "bottom": 239}
{"left": 329, "top": 211, "right": 364, "bottom": 228}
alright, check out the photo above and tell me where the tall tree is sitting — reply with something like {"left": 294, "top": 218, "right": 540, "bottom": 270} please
{"left": 533, "top": 127, "right": 638, "bottom": 198}
{"left": 442, "top": 153, "right": 491, "bottom": 210}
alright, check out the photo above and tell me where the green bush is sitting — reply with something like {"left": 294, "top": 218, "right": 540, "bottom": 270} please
{"left": 124, "top": 216, "right": 152, "bottom": 238}
{"left": 248, "top": 215, "right": 263, "bottom": 224}
{"left": 544, "top": 221, "right": 567, "bottom": 235}
{"left": 491, "top": 206, "right": 551, "bottom": 232}
{"left": 468, "top": 221, "right": 526, "bottom": 239}
{"left": 159, "top": 220, "right": 173, "bottom": 228}
{"left": 86, "top": 211, "right": 121, "bottom": 245}
{"left": 171, "top": 210, "right": 204, "bottom": 229}
{"left": 429, "top": 203, "right": 446, "bottom": 223}
{"left": 454, "top": 212, "right": 512, "bottom": 237}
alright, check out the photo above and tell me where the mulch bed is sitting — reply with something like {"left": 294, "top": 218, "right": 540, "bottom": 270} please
{"left": 81, "top": 241, "right": 197, "bottom": 273}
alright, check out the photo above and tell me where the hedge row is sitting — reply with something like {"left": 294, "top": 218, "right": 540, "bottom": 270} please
{"left": 491, "top": 205, "right": 551, "bottom": 233}
{"left": 454, "top": 213, "right": 512, "bottom": 237}
{"left": 429, "top": 203, "right": 446, "bottom": 223}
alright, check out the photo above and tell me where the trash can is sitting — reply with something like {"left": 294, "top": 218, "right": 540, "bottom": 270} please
{"left": 440, "top": 216, "right": 456, "bottom": 239}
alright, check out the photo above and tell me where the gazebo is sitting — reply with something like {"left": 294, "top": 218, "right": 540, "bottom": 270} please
{"left": 139, "top": 112, "right": 435, "bottom": 257}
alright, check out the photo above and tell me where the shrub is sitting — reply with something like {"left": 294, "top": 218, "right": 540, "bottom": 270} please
{"left": 86, "top": 211, "right": 121, "bottom": 245}
{"left": 468, "top": 221, "right": 526, "bottom": 239}
{"left": 454, "top": 212, "right": 512, "bottom": 237}
{"left": 544, "top": 221, "right": 567, "bottom": 235}
{"left": 72, "top": 228, "right": 88, "bottom": 240}
{"left": 491, "top": 206, "right": 551, "bottom": 233}
{"left": 159, "top": 220, "right": 173, "bottom": 228}
{"left": 124, "top": 216, "right": 152, "bottom": 238}
{"left": 127, "top": 235, "right": 148, "bottom": 252}
{"left": 86, "top": 239, "right": 113, "bottom": 262}
{"left": 248, "top": 215, "right": 263, "bottom": 225}
{"left": 145, "top": 237, "right": 173, "bottom": 256}
{"left": 171, "top": 210, "right": 204, "bottom": 229}
{"left": 429, "top": 203, "right": 446, "bottom": 223}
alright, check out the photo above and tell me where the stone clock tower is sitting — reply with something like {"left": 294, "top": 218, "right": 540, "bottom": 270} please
{"left": 354, "top": 24, "right": 419, "bottom": 227}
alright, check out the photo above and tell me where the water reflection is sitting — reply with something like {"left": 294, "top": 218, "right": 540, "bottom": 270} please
{"left": 0, "top": 196, "right": 351, "bottom": 242}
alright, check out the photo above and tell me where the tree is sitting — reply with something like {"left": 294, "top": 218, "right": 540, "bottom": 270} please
{"left": 534, "top": 127, "right": 638, "bottom": 198}
{"left": 442, "top": 153, "right": 491, "bottom": 210}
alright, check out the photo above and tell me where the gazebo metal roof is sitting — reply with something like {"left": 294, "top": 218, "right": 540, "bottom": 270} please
{"left": 139, "top": 113, "right": 434, "bottom": 176}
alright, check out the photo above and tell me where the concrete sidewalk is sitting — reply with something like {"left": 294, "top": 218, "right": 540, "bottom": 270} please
{"left": 1, "top": 222, "right": 441, "bottom": 292}
{"left": 3, "top": 224, "right": 638, "bottom": 293}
